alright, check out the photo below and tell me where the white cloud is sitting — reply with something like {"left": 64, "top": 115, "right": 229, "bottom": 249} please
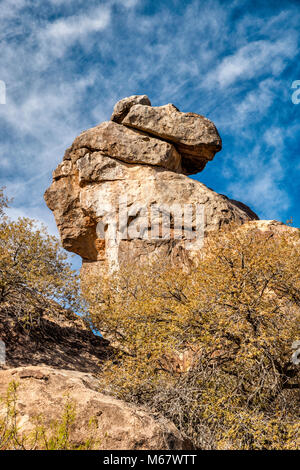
{"left": 41, "top": 6, "right": 111, "bottom": 57}
{"left": 225, "top": 123, "right": 291, "bottom": 218}
{"left": 45, "top": 8, "right": 110, "bottom": 41}
{"left": 229, "top": 170, "right": 290, "bottom": 218}
{"left": 48, "top": 0, "right": 139, "bottom": 7}
{"left": 218, "top": 78, "right": 281, "bottom": 132}
{"left": 1, "top": 71, "right": 99, "bottom": 137}
{"left": 211, "top": 36, "right": 297, "bottom": 88}
{"left": 263, "top": 126, "right": 285, "bottom": 148}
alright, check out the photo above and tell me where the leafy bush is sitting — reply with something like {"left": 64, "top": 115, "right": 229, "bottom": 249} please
{"left": 0, "top": 188, "right": 82, "bottom": 330}
{"left": 84, "top": 225, "right": 300, "bottom": 449}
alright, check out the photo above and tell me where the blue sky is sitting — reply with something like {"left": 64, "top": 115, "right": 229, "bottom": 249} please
{"left": 1, "top": 0, "right": 300, "bottom": 269}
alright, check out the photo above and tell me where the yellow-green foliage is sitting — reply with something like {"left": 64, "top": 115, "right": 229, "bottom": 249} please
{"left": 0, "top": 188, "right": 82, "bottom": 329}
{"left": 84, "top": 225, "right": 300, "bottom": 449}
{"left": 0, "top": 381, "right": 98, "bottom": 450}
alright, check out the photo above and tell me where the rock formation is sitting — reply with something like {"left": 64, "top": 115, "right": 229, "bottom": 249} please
{"left": 2, "top": 97, "right": 298, "bottom": 451}
{"left": 0, "top": 301, "right": 191, "bottom": 449}
{"left": 44, "top": 95, "right": 258, "bottom": 276}
{"left": 0, "top": 366, "right": 191, "bottom": 450}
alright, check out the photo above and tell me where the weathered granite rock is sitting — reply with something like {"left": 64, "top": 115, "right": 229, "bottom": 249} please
{"left": 44, "top": 95, "right": 259, "bottom": 276}
{"left": 122, "top": 103, "right": 222, "bottom": 174}
{"left": 0, "top": 366, "right": 191, "bottom": 450}
{"left": 111, "top": 94, "right": 151, "bottom": 123}
{"left": 67, "top": 121, "right": 181, "bottom": 171}
{"left": 45, "top": 165, "right": 258, "bottom": 272}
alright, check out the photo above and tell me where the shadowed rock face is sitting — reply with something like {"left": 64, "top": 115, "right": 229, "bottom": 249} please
{"left": 0, "top": 303, "right": 111, "bottom": 373}
{"left": 44, "top": 95, "right": 259, "bottom": 276}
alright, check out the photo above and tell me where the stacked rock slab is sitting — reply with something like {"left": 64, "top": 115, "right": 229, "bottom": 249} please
{"left": 44, "top": 95, "right": 258, "bottom": 276}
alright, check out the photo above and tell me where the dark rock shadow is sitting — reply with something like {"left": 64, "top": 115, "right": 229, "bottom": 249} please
{"left": 0, "top": 307, "right": 113, "bottom": 374}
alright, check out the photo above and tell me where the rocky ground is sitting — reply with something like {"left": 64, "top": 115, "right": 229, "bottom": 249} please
{"left": 0, "top": 305, "right": 191, "bottom": 449}
{"left": 0, "top": 304, "right": 110, "bottom": 372}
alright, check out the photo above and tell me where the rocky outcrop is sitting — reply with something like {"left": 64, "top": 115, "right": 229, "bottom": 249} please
{"left": 122, "top": 103, "right": 222, "bottom": 174}
{"left": 111, "top": 95, "right": 222, "bottom": 174}
{"left": 0, "top": 301, "right": 191, "bottom": 450}
{"left": 0, "top": 366, "right": 191, "bottom": 450}
{"left": 45, "top": 95, "right": 258, "bottom": 275}
{"left": 69, "top": 121, "right": 181, "bottom": 171}
{"left": 242, "top": 219, "right": 299, "bottom": 234}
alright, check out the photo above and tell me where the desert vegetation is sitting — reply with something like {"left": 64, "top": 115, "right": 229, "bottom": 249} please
{"left": 0, "top": 188, "right": 81, "bottom": 333}
{"left": 84, "top": 225, "right": 300, "bottom": 450}
{"left": 0, "top": 188, "right": 299, "bottom": 449}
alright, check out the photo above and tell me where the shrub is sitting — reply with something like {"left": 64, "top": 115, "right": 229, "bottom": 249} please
{"left": 84, "top": 225, "right": 300, "bottom": 449}
{"left": 0, "top": 188, "right": 82, "bottom": 330}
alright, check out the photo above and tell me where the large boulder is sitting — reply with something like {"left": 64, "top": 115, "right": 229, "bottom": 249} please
{"left": 0, "top": 366, "right": 191, "bottom": 450}
{"left": 111, "top": 94, "right": 151, "bottom": 123}
{"left": 122, "top": 103, "right": 222, "bottom": 174}
{"left": 68, "top": 121, "right": 181, "bottom": 171}
{"left": 44, "top": 95, "right": 259, "bottom": 276}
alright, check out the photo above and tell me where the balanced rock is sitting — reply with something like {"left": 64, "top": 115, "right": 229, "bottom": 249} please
{"left": 122, "top": 103, "right": 222, "bottom": 174}
{"left": 66, "top": 121, "right": 181, "bottom": 171}
{"left": 44, "top": 95, "right": 258, "bottom": 276}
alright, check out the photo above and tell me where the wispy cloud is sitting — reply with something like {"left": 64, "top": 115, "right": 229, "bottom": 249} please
{"left": 41, "top": 6, "right": 111, "bottom": 57}
{"left": 212, "top": 37, "right": 297, "bottom": 88}
{"left": 227, "top": 133, "right": 290, "bottom": 218}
